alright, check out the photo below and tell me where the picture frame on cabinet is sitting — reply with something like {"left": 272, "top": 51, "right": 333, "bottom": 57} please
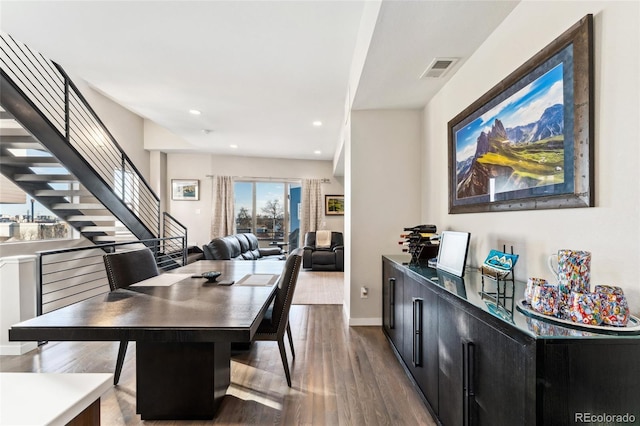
{"left": 448, "top": 14, "right": 594, "bottom": 214}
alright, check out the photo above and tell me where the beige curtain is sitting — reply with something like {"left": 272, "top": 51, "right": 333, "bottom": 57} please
{"left": 300, "top": 178, "right": 323, "bottom": 244}
{"left": 210, "top": 176, "right": 235, "bottom": 239}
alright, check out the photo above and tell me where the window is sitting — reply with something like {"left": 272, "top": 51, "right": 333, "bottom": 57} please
{"left": 234, "top": 180, "right": 301, "bottom": 250}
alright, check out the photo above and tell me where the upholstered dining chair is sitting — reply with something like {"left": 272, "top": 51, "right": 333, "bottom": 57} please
{"left": 103, "top": 248, "right": 159, "bottom": 385}
{"left": 253, "top": 248, "right": 302, "bottom": 387}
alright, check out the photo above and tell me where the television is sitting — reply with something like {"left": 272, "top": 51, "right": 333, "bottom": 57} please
{"left": 436, "top": 231, "right": 471, "bottom": 277}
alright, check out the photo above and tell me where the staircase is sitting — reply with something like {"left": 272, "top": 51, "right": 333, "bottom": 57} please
{"left": 0, "top": 115, "right": 134, "bottom": 242}
{"left": 0, "top": 32, "right": 157, "bottom": 244}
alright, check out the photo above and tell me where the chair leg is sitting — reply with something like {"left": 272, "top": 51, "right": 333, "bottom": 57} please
{"left": 114, "top": 340, "right": 128, "bottom": 385}
{"left": 277, "top": 338, "right": 292, "bottom": 387}
{"left": 286, "top": 322, "right": 295, "bottom": 360}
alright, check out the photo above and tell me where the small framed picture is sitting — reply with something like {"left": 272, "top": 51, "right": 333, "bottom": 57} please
{"left": 325, "top": 195, "right": 344, "bottom": 216}
{"left": 172, "top": 179, "right": 199, "bottom": 201}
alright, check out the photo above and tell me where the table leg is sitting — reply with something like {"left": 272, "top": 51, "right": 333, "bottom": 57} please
{"left": 136, "top": 341, "right": 231, "bottom": 420}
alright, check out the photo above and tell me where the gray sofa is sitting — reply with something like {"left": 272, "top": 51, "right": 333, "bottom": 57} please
{"left": 202, "top": 233, "right": 285, "bottom": 260}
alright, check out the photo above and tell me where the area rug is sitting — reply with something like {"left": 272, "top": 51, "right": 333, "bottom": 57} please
{"left": 292, "top": 270, "right": 344, "bottom": 305}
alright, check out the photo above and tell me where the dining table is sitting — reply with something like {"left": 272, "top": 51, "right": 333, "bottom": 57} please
{"left": 8, "top": 259, "right": 285, "bottom": 420}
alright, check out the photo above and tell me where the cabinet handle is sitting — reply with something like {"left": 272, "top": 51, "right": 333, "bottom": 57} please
{"left": 412, "top": 298, "right": 423, "bottom": 367}
{"left": 463, "top": 341, "right": 476, "bottom": 426}
{"left": 389, "top": 278, "right": 395, "bottom": 329}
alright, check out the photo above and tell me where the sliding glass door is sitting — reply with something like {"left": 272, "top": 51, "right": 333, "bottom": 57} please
{"left": 234, "top": 180, "right": 301, "bottom": 250}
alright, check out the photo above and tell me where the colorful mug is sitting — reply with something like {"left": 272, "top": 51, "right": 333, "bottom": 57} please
{"left": 547, "top": 249, "right": 591, "bottom": 294}
{"left": 531, "top": 284, "right": 559, "bottom": 316}
{"left": 568, "top": 291, "right": 602, "bottom": 325}
{"left": 595, "top": 285, "right": 629, "bottom": 327}
{"left": 525, "top": 277, "right": 548, "bottom": 305}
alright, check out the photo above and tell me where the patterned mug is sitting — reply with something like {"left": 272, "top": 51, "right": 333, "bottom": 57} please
{"left": 568, "top": 291, "right": 602, "bottom": 326}
{"left": 531, "top": 284, "right": 559, "bottom": 316}
{"left": 525, "top": 277, "right": 548, "bottom": 305}
{"left": 595, "top": 285, "right": 629, "bottom": 327}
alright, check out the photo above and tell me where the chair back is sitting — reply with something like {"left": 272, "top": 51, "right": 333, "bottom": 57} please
{"left": 304, "top": 231, "right": 343, "bottom": 249}
{"left": 103, "top": 248, "right": 160, "bottom": 290}
{"left": 271, "top": 249, "right": 302, "bottom": 335}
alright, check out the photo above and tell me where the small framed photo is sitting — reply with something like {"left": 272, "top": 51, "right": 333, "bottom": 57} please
{"left": 172, "top": 179, "right": 199, "bottom": 201}
{"left": 325, "top": 195, "right": 344, "bottom": 216}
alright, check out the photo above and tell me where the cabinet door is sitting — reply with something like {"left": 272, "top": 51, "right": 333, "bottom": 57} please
{"left": 469, "top": 315, "right": 534, "bottom": 425}
{"left": 382, "top": 260, "right": 403, "bottom": 350}
{"left": 403, "top": 274, "right": 439, "bottom": 413}
{"left": 438, "top": 297, "right": 467, "bottom": 426}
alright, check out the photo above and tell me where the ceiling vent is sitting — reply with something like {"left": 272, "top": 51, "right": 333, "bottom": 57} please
{"left": 420, "top": 57, "right": 459, "bottom": 79}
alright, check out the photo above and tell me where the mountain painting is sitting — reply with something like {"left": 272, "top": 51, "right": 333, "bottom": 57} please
{"left": 455, "top": 64, "right": 565, "bottom": 200}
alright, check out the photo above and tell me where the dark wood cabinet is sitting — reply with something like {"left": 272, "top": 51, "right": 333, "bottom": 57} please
{"left": 382, "top": 255, "right": 640, "bottom": 426}
{"left": 402, "top": 274, "right": 439, "bottom": 411}
{"left": 382, "top": 260, "right": 403, "bottom": 350}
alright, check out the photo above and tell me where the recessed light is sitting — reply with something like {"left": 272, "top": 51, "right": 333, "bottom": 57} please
{"left": 312, "top": 121, "right": 322, "bottom": 127}
{"left": 230, "top": 144, "right": 238, "bottom": 149}
{"left": 313, "top": 150, "right": 322, "bottom": 155}
{"left": 189, "top": 109, "right": 201, "bottom": 115}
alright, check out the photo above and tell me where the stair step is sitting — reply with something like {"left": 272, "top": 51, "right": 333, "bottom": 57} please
{"left": 51, "top": 203, "right": 109, "bottom": 210}
{"left": 80, "top": 226, "right": 128, "bottom": 233}
{"left": 14, "top": 174, "right": 76, "bottom": 182}
{"left": 66, "top": 215, "right": 117, "bottom": 222}
{"left": 91, "top": 235, "right": 136, "bottom": 243}
{"left": 34, "top": 189, "right": 92, "bottom": 197}
{"left": 0, "top": 156, "right": 60, "bottom": 166}
{"left": 0, "top": 141, "right": 44, "bottom": 150}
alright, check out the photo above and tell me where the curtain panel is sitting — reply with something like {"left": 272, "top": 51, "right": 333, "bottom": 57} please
{"left": 210, "top": 176, "right": 235, "bottom": 239}
{"left": 300, "top": 178, "right": 322, "bottom": 244}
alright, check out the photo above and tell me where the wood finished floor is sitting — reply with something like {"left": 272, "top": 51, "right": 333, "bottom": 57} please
{"left": 1, "top": 307, "right": 436, "bottom": 425}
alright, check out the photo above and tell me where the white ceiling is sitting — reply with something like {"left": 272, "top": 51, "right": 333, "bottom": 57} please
{"left": 0, "top": 0, "right": 519, "bottom": 162}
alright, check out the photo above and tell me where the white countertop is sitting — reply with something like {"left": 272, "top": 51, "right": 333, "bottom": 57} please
{"left": 0, "top": 373, "right": 112, "bottom": 425}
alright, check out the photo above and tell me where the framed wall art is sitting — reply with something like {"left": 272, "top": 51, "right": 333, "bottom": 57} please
{"left": 171, "top": 179, "right": 199, "bottom": 201}
{"left": 448, "top": 15, "right": 594, "bottom": 214}
{"left": 325, "top": 195, "right": 344, "bottom": 216}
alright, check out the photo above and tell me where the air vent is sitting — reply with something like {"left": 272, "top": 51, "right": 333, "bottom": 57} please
{"left": 420, "top": 57, "right": 459, "bottom": 79}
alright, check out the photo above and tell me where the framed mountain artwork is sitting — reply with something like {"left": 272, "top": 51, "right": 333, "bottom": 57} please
{"left": 448, "top": 15, "right": 593, "bottom": 214}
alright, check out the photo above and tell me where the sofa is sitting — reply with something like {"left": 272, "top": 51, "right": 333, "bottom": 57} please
{"left": 202, "top": 233, "right": 285, "bottom": 261}
{"left": 302, "top": 231, "right": 344, "bottom": 271}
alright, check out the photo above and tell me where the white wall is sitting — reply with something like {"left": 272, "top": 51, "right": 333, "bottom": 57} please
{"left": 166, "top": 153, "right": 344, "bottom": 248}
{"left": 348, "top": 109, "right": 422, "bottom": 324}
{"left": 423, "top": 1, "right": 640, "bottom": 312}
{"left": 73, "top": 78, "right": 149, "bottom": 180}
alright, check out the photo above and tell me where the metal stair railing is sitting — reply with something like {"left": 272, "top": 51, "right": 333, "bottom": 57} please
{"left": 162, "top": 212, "right": 188, "bottom": 267}
{"left": 0, "top": 31, "right": 160, "bottom": 238}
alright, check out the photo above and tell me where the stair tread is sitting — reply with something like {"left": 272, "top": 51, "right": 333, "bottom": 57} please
{"left": 35, "top": 189, "right": 92, "bottom": 197}
{"left": 66, "top": 215, "right": 117, "bottom": 222}
{"left": 14, "top": 174, "right": 76, "bottom": 181}
{"left": 0, "top": 156, "right": 60, "bottom": 165}
{"left": 52, "top": 203, "right": 109, "bottom": 210}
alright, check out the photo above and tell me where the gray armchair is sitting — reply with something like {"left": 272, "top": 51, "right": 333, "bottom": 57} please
{"left": 302, "top": 231, "right": 344, "bottom": 271}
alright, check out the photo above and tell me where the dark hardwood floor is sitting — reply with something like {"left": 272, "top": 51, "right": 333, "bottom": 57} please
{"left": 0, "top": 305, "right": 436, "bottom": 425}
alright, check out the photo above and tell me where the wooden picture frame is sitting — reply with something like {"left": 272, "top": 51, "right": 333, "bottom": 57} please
{"left": 448, "top": 15, "right": 594, "bottom": 214}
{"left": 325, "top": 195, "right": 344, "bottom": 216}
{"left": 171, "top": 179, "right": 199, "bottom": 201}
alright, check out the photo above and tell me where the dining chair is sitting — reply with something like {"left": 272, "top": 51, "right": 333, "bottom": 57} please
{"left": 103, "top": 248, "right": 159, "bottom": 385}
{"left": 253, "top": 248, "right": 302, "bottom": 387}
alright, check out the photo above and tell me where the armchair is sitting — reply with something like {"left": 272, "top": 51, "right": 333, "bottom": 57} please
{"left": 302, "top": 231, "right": 344, "bottom": 271}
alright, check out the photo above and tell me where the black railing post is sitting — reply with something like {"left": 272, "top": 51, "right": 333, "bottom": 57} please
{"left": 63, "top": 74, "right": 70, "bottom": 141}
{"left": 36, "top": 254, "right": 43, "bottom": 317}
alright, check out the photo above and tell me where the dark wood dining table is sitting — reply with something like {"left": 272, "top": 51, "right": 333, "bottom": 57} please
{"left": 9, "top": 259, "right": 285, "bottom": 420}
